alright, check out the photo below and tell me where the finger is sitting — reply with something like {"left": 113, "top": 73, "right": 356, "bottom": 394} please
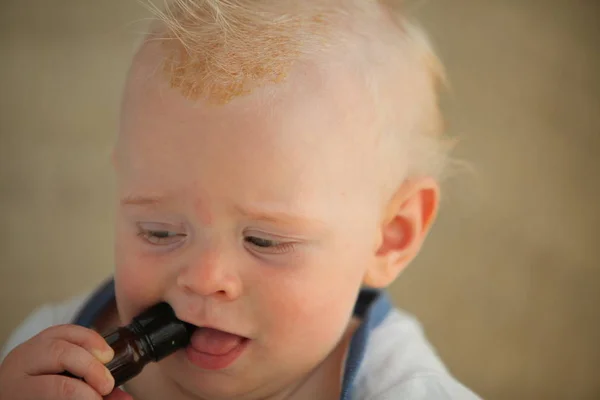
{"left": 24, "top": 374, "right": 103, "bottom": 400}
{"left": 27, "top": 341, "right": 114, "bottom": 396}
{"left": 39, "top": 324, "right": 114, "bottom": 363}
{"left": 104, "top": 388, "right": 134, "bottom": 400}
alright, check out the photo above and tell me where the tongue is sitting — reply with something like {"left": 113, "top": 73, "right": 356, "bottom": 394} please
{"left": 190, "top": 328, "right": 243, "bottom": 356}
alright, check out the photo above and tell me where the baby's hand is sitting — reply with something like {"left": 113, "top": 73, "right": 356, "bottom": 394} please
{"left": 0, "top": 324, "right": 130, "bottom": 400}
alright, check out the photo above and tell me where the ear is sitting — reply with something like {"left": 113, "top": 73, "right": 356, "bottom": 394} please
{"left": 363, "top": 177, "right": 440, "bottom": 288}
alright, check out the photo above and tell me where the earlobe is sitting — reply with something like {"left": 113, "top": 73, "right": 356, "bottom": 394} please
{"left": 363, "top": 178, "right": 440, "bottom": 288}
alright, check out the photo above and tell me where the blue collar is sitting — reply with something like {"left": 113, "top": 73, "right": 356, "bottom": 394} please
{"left": 72, "top": 278, "right": 393, "bottom": 399}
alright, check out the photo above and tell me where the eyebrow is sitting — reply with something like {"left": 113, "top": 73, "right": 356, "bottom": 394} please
{"left": 120, "top": 195, "right": 169, "bottom": 206}
{"left": 234, "top": 205, "right": 327, "bottom": 231}
{"left": 120, "top": 195, "right": 327, "bottom": 231}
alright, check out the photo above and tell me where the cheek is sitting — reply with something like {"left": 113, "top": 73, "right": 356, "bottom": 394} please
{"left": 258, "top": 247, "right": 368, "bottom": 353}
{"left": 259, "top": 279, "right": 358, "bottom": 368}
{"left": 114, "top": 222, "right": 169, "bottom": 323}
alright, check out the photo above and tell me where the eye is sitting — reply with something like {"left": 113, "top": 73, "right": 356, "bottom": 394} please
{"left": 244, "top": 236, "right": 296, "bottom": 254}
{"left": 137, "top": 224, "right": 187, "bottom": 246}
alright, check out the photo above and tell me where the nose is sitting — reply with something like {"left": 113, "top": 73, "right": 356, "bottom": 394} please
{"left": 176, "top": 241, "right": 243, "bottom": 301}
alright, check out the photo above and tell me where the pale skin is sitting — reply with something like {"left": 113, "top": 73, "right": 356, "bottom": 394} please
{"left": 0, "top": 36, "right": 439, "bottom": 400}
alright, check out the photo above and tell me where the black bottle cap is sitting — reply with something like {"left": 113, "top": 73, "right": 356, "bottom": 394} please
{"left": 131, "top": 302, "right": 196, "bottom": 362}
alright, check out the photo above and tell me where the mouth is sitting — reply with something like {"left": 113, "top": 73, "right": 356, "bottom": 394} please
{"left": 183, "top": 324, "right": 250, "bottom": 371}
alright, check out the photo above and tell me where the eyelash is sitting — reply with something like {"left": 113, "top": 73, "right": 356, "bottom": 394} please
{"left": 136, "top": 229, "right": 296, "bottom": 255}
{"left": 244, "top": 236, "right": 296, "bottom": 254}
{"left": 137, "top": 229, "right": 187, "bottom": 245}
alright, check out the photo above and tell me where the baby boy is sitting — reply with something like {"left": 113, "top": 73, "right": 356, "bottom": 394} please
{"left": 0, "top": 1, "right": 481, "bottom": 399}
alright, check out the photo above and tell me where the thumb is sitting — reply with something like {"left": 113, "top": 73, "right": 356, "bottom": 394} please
{"left": 104, "top": 387, "right": 134, "bottom": 400}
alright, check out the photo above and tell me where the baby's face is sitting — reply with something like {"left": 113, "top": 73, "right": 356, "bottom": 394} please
{"left": 112, "top": 44, "right": 390, "bottom": 398}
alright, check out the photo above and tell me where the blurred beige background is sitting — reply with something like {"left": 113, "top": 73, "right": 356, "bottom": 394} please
{"left": 1, "top": 1, "right": 599, "bottom": 399}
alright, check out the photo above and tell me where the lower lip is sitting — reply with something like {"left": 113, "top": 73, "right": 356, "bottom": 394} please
{"left": 185, "top": 338, "right": 249, "bottom": 370}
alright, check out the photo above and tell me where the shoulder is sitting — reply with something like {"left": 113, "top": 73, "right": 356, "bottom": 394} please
{"left": 353, "top": 309, "right": 482, "bottom": 400}
{"left": 0, "top": 293, "right": 89, "bottom": 362}
{"left": 362, "top": 374, "right": 482, "bottom": 400}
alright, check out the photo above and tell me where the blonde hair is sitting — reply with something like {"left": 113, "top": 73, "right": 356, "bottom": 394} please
{"left": 143, "top": 0, "right": 451, "bottom": 180}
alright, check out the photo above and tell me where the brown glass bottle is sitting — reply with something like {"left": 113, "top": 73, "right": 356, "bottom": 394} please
{"left": 62, "top": 302, "right": 195, "bottom": 388}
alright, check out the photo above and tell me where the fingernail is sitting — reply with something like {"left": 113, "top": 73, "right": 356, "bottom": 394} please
{"left": 92, "top": 347, "right": 114, "bottom": 364}
{"left": 104, "top": 367, "right": 115, "bottom": 393}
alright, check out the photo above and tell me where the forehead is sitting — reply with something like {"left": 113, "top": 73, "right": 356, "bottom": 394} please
{"left": 116, "top": 45, "right": 383, "bottom": 210}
